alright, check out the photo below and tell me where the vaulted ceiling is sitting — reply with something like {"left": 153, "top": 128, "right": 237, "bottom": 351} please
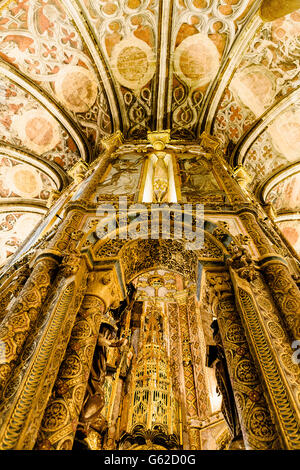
{"left": 0, "top": 0, "right": 300, "bottom": 265}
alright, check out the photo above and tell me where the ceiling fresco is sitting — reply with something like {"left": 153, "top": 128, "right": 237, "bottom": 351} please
{"left": 0, "top": 74, "right": 81, "bottom": 167}
{"left": 277, "top": 219, "right": 300, "bottom": 255}
{"left": 213, "top": 10, "right": 300, "bottom": 151}
{"left": 0, "top": 0, "right": 300, "bottom": 264}
{"left": 265, "top": 171, "right": 300, "bottom": 213}
{"left": 0, "top": 153, "right": 56, "bottom": 199}
{"left": 0, "top": 0, "right": 113, "bottom": 151}
{"left": 0, "top": 209, "right": 43, "bottom": 265}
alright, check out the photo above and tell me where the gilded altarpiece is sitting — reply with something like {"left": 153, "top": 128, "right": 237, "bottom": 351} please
{"left": 0, "top": 132, "right": 299, "bottom": 451}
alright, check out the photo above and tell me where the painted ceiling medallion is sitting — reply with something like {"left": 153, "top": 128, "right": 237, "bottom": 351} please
{"left": 55, "top": 66, "right": 98, "bottom": 113}
{"left": 268, "top": 109, "right": 300, "bottom": 162}
{"left": 7, "top": 164, "right": 43, "bottom": 199}
{"left": 12, "top": 213, "right": 42, "bottom": 239}
{"left": 12, "top": 110, "right": 61, "bottom": 156}
{"left": 173, "top": 33, "right": 220, "bottom": 88}
{"left": 110, "top": 37, "right": 156, "bottom": 91}
{"left": 229, "top": 65, "right": 276, "bottom": 118}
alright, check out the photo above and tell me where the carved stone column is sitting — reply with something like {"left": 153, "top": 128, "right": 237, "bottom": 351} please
{"left": 167, "top": 302, "right": 185, "bottom": 447}
{"left": 0, "top": 204, "right": 90, "bottom": 399}
{"left": 35, "top": 270, "right": 121, "bottom": 450}
{"left": 0, "top": 252, "right": 88, "bottom": 450}
{"left": 78, "top": 131, "right": 124, "bottom": 203}
{"left": 186, "top": 295, "right": 210, "bottom": 420}
{"left": 0, "top": 256, "right": 58, "bottom": 395}
{"left": 228, "top": 263, "right": 300, "bottom": 449}
{"left": 175, "top": 293, "right": 201, "bottom": 450}
{"left": 206, "top": 271, "right": 280, "bottom": 450}
{"left": 239, "top": 211, "right": 300, "bottom": 341}
{"left": 0, "top": 131, "right": 125, "bottom": 450}
{"left": 0, "top": 260, "right": 32, "bottom": 323}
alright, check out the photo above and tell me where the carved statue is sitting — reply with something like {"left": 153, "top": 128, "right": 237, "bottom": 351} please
{"left": 153, "top": 152, "right": 169, "bottom": 203}
{"left": 78, "top": 325, "right": 127, "bottom": 435}
{"left": 227, "top": 242, "right": 257, "bottom": 281}
{"left": 207, "top": 320, "right": 244, "bottom": 449}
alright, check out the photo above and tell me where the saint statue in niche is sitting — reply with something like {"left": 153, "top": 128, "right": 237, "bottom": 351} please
{"left": 152, "top": 152, "right": 169, "bottom": 203}
{"left": 207, "top": 320, "right": 245, "bottom": 450}
{"left": 77, "top": 324, "right": 127, "bottom": 436}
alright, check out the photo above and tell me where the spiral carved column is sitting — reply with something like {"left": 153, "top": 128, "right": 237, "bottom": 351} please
{"left": 0, "top": 251, "right": 89, "bottom": 450}
{"left": 239, "top": 211, "right": 300, "bottom": 341}
{"left": 175, "top": 293, "right": 201, "bottom": 450}
{"left": 35, "top": 270, "right": 121, "bottom": 450}
{"left": 206, "top": 271, "right": 280, "bottom": 450}
{"left": 228, "top": 262, "right": 300, "bottom": 449}
{"left": 0, "top": 256, "right": 58, "bottom": 396}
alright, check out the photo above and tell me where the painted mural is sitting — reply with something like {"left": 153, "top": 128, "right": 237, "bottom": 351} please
{"left": 95, "top": 153, "right": 145, "bottom": 200}
{"left": 0, "top": 0, "right": 112, "bottom": 149}
{"left": 278, "top": 219, "right": 300, "bottom": 255}
{"left": 0, "top": 211, "right": 42, "bottom": 265}
{"left": 266, "top": 173, "right": 300, "bottom": 213}
{"left": 214, "top": 11, "right": 300, "bottom": 152}
{"left": 178, "top": 155, "right": 225, "bottom": 203}
{"left": 0, "top": 76, "right": 80, "bottom": 168}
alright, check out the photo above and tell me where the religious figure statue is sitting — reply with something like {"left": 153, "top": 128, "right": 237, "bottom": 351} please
{"left": 227, "top": 242, "right": 257, "bottom": 281}
{"left": 207, "top": 320, "right": 245, "bottom": 449}
{"left": 78, "top": 325, "right": 127, "bottom": 436}
{"left": 153, "top": 152, "right": 169, "bottom": 203}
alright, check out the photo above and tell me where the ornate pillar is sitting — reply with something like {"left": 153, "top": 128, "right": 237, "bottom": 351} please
{"left": 0, "top": 259, "right": 32, "bottom": 323}
{"left": 0, "top": 131, "right": 125, "bottom": 450}
{"left": 261, "top": 260, "right": 300, "bottom": 340}
{"left": 0, "top": 255, "right": 58, "bottom": 395}
{"left": 0, "top": 246, "right": 88, "bottom": 450}
{"left": 78, "top": 131, "right": 124, "bottom": 203}
{"left": 199, "top": 133, "right": 247, "bottom": 207}
{"left": 186, "top": 295, "right": 210, "bottom": 420}
{"left": 227, "top": 253, "right": 300, "bottom": 449}
{"left": 35, "top": 270, "right": 121, "bottom": 450}
{"left": 206, "top": 271, "right": 280, "bottom": 450}
{"left": 175, "top": 293, "right": 201, "bottom": 450}
{"left": 0, "top": 204, "right": 86, "bottom": 398}
{"left": 239, "top": 211, "right": 300, "bottom": 341}
{"left": 167, "top": 302, "right": 186, "bottom": 447}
